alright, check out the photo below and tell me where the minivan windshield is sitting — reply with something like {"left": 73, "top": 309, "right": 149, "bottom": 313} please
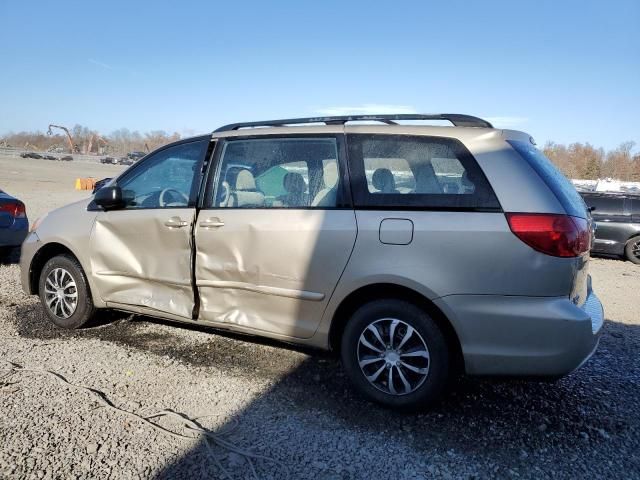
{"left": 508, "top": 140, "right": 588, "bottom": 218}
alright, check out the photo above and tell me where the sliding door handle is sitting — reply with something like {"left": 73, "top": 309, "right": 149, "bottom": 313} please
{"left": 200, "top": 217, "right": 225, "bottom": 228}
{"left": 164, "top": 217, "right": 189, "bottom": 228}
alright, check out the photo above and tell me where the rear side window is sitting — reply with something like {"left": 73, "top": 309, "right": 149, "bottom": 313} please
{"left": 508, "top": 140, "right": 587, "bottom": 218}
{"left": 347, "top": 134, "right": 500, "bottom": 210}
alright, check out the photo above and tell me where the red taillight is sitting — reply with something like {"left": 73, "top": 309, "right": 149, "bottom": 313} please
{"left": 506, "top": 213, "right": 590, "bottom": 257}
{"left": 0, "top": 202, "right": 26, "bottom": 219}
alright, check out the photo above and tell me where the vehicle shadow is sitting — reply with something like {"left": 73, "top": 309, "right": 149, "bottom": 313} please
{"left": 11, "top": 302, "right": 639, "bottom": 479}
{"left": 149, "top": 322, "right": 638, "bottom": 479}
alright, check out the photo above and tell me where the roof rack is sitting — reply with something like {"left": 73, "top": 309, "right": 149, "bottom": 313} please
{"left": 214, "top": 114, "right": 493, "bottom": 132}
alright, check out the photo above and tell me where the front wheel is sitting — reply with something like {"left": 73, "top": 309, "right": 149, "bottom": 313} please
{"left": 625, "top": 237, "right": 640, "bottom": 265}
{"left": 341, "top": 299, "right": 449, "bottom": 410}
{"left": 38, "top": 254, "right": 96, "bottom": 329}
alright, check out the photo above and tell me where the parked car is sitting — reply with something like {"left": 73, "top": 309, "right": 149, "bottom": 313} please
{"left": 580, "top": 192, "right": 640, "bottom": 264}
{"left": 0, "top": 189, "right": 28, "bottom": 256}
{"left": 43, "top": 155, "right": 57, "bottom": 161}
{"left": 127, "top": 151, "right": 146, "bottom": 160}
{"left": 59, "top": 155, "right": 73, "bottom": 162}
{"left": 118, "top": 157, "right": 134, "bottom": 166}
{"left": 20, "top": 152, "right": 43, "bottom": 159}
{"left": 20, "top": 114, "right": 603, "bottom": 410}
{"left": 100, "top": 157, "right": 117, "bottom": 165}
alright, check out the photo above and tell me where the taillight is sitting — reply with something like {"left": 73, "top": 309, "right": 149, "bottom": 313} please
{"left": 0, "top": 202, "right": 26, "bottom": 219}
{"left": 506, "top": 213, "right": 590, "bottom": 257}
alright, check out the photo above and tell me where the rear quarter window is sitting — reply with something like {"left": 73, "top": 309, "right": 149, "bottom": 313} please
{"left": 347, "top": 134, "right": 500, "bottom": 210}
{"left": 508, "top": 140, "right": 587, "bottom": 218}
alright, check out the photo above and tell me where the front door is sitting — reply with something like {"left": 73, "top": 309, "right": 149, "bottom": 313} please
{"left": 194, "top": 136, "right": 357, "bottom": 338}
{"left": 90, "top": 139, "right": 209, "bottom": 319}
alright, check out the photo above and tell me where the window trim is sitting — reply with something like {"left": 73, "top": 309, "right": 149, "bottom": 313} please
{"left": 201, "top": 133, "right": 353, "bottom": 210}
{"left": 346, "top": 133, "right": 502, "bottom": 212}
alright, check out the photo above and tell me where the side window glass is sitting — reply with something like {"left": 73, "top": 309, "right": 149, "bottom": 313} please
{"left": 117, "top": 140, "right": 207, "bottom": 209}
{"left": 365, "top": 157, "right": 415, "bottom": 194}
{"left": 256, "top": 161, "right": 309, "bottom": 203}
{"left": 347, "top": 134, "right": 500, "bottom": 209}
{"left": 213, "top": 138, "right": 339, "bottom": 208}
{"left": 431, "top": 157, "right": 475, "bottom": 194}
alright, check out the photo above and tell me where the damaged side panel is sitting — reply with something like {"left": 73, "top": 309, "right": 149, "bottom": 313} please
{"left": 90, "top": 209, "right": 196, "bottom": 318}
{"left": 194, "top": 209, "right": 357, "bottom": 338}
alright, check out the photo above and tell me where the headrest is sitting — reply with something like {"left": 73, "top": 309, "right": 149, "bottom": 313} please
{"left": 283, "top": 172, "right": 306, "bottom": 193}
{"left": 235, "top": 169, "right": 256, "bottom": 190}
{"left": 372, "top": 168, "right": 396, "bottom": 192}
{"left": 323, "top": 162, "right": 338, "bottom": 188}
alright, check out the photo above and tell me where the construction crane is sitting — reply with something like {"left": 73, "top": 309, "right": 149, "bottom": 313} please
{"left": 47, "top": 124, "right": 77, "bottom": 153}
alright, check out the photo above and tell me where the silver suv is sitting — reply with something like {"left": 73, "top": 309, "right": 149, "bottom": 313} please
{"left": 20, "top": 114, "right": 604, "bottom": 409}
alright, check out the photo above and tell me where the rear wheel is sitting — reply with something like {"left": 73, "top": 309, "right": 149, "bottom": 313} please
{"left": 38, "top": 254, "right": 96, "bottom": 329}
{"left": 625, "top": 236, "right": 640, "bottom": 265}
{"left": 341, "top": 299, "right": 449, "bottom": 410}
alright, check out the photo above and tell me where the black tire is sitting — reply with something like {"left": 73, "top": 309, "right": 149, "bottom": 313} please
{"left": 340, "top": 299, "right": 449, "bottom": 411}
{"left": 38, "top": 254, "right": 96, "bottom": 329}
{"left": 624, "top": 237, "right": 640, "bottom": 265}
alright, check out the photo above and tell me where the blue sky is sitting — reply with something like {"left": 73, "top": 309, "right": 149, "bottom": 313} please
{"left": 0, "top": 0, "right": 638, "bottom": 150}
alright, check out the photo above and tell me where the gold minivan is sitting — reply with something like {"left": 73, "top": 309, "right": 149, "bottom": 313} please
{"left": 21, "top": 114, "right": 603, "bottom": 409}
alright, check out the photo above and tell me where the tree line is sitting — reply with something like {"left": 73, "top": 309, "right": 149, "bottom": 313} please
{"left": 543, "top": 141, "right": 640, "bottom": 181}
{"left": 2, "top": 126, "right": 639, "bottom": 181}
{"left": 0, "top": 125, "right": 181, "bottom": 157}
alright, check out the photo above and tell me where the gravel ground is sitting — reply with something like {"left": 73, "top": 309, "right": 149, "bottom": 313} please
{"left": 1, "top": 156, "right": 639, "bottom": 479}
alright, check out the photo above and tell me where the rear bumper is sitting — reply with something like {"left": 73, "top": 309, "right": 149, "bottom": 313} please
{"left": 434, "top": 289, "right": 604, "bottom": 377}
{"left": 0, "top": 218, "right": 29, "bottom": 247}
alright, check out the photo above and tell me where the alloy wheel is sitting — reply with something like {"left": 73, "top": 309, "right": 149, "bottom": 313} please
{"left": 357, "top": 318, "right": 430, "bottom": 396}
{"left": 44, "top": 267, "right": 78, "bottom": 319}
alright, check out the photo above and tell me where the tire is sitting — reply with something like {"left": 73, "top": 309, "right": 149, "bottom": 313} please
{"left": 38, "top": 254, "right": 96, "bottom": 329}
{"left": 340, "top": 299, "right": 449, "bottom": 411}
{"left": 625, "top": 236, "right": 640, "bottom": 264}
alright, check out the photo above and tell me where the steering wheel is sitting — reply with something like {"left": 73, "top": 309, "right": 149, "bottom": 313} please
{"left": 159, "top": 188, "right": 189, "bottom": 207}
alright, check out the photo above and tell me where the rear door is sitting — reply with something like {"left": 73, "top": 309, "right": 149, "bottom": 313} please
{"left": 194, "top": 135, "right": 357, "bottom": 338}
{"left": 89, "top": 139, "right": 209, "bottom": 319}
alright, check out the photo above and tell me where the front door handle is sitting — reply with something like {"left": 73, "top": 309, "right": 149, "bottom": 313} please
{"left": 164, "top": 216, "right": 189, "bottom": 228}
{"left": 199, "top": 217, "right": 225, "bottom": 228}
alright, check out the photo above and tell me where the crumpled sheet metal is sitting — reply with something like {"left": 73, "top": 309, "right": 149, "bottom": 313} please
{"left": 90, "top": 209, "right": 195, "bottom": 319}
{"left": 194, "top": 210, "right": 357, "bottom": 338}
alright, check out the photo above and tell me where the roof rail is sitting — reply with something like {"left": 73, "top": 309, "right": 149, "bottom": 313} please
{"left": 214, "top": 114, "right": 493, "bottom": 132}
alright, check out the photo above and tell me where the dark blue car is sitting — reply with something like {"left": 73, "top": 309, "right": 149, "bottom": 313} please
{"left": 0, "top": 189, "right": 29, "bottom": 254}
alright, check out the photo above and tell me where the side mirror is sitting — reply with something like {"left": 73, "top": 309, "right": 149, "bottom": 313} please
{"left": 92, "top": 177, "right": 112, "bottom": 194}
{"left": 94, "top": 185, "right": 124, "bottom": 210}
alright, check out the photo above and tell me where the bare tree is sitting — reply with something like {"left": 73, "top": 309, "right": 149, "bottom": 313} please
{"left": 602, "top": 142, "right": 636, "bottom": 181}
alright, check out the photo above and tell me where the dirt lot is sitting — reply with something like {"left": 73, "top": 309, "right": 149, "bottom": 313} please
{"left": 0, "top": 155, "right": 639, "bottom": 479}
